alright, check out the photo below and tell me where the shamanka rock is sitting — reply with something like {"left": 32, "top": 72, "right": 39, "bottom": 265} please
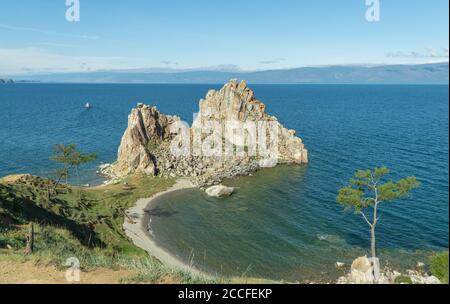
{"left": 106, "top": 80, "right": 309, "bottom": 187}
{"left": 112, "top": 104, "right": 181, "bottom": 177}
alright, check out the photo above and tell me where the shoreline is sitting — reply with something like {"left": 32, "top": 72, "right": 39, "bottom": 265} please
{"left": 122, "top": 178, "right": 211, "bottom": 278}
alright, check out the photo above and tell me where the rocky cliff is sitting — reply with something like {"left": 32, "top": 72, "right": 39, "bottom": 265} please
{"left": 106, "top": 80, "right": 308, "bottom": 187}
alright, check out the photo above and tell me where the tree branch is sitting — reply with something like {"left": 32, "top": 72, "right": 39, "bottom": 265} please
{"left": 360, "top": 211, "right": 373, "bottom": 228}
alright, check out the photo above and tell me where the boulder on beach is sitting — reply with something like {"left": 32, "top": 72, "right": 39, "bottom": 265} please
{"left": 205, "top": 185, "right": 235, "bottom": 198}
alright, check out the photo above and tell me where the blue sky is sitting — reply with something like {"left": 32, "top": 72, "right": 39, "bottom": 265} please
{"left": 0, "top": 0, "right": 448, "bottom": 75}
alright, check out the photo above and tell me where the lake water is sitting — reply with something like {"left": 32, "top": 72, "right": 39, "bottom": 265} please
{"left": 0, "top": 83, "right": 448, "bottom": 281}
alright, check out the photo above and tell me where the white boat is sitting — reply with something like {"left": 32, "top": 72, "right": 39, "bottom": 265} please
{"left": 85, "top": 102, "right": 91, "bottom": 109}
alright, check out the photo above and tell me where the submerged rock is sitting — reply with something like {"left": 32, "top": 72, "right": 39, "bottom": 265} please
{"left": 205, "top": 185, "right": 235, "bottom": 198}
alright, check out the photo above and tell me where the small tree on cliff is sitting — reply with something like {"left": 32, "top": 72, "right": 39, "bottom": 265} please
{"left": 50, "top": 144, "right": 97, "bottom": 198}
{"left": 337, "top": 166, "right": 420, "bottom": 281}
{"left": 50, "top": 144, "right": 77, "bottom": 185}
{"left": 69, "top": 150, "right": 97, "bottom": 190}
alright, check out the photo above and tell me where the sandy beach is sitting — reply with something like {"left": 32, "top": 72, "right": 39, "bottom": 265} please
{"left": 122, "top": 179, "right": 209, "bottom": 277}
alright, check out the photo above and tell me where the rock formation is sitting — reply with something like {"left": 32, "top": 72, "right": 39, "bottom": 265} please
{"left": 111, "top": 104, "right": 181, "bottom": 177}
{"left": 105, "top": 80, "right": 308, "bottom": 187}
{"left": 348, "top": 256, "right": 375, "bottom": 284}
{"left": 337, "top": 256, "right": 442, "bottom": 284}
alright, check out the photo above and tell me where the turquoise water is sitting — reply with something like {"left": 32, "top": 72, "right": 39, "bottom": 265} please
{"left": 0, "top": 84, "right": 448, "bottom": 281}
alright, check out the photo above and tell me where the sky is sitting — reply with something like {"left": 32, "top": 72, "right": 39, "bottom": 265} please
{"left": 0, "top": 0, "right": 448, "bottom": 75}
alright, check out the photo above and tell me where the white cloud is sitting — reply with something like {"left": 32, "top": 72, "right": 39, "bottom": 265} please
{"left": 386, "top": 48, "right": 449, "bottom": 59}
{"left": 0, "top": 48, "right": 248, "bottom": 75}
{"left": 0, "top": 48, "right": 138, "bottom": 75}
{"left": 0, "top": 23, "right": 99, "bottom": 40}
{"left": 260, "top": 58, "right": 287, "bottom": 65}
{"left": 33, "top": 42, "right": 79, "bottom": 48}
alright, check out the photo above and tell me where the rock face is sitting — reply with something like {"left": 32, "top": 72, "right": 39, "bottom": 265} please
{"left": 205, "top": 185, "right": 235, "bottom": 198}
{"left": 192, "top": 80, "right": 308, "bottom": 165}
{"left": 107, "top": 80, "right": 308, "bottom": 186}
{"left": 349, "top": 256, "right": 375, "bottom": 284}
{"left": 112, "top": 104, "right": 181, "bottom": 177}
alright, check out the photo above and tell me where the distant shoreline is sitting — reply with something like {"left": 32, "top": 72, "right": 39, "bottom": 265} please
{"left": 2, "top": 82, "right": 449, "bottom": 86}
{"left": 4, "top": 62, "right": 448, "bottom": 85}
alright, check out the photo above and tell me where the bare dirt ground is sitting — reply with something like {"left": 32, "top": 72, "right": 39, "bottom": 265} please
{"left": 0, "top": 261, "right": 133, "bottom": 284}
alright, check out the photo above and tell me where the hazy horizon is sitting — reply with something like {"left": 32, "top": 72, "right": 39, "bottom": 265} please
{"left": 0, "top": 1, "right": 448, "bottom": 76}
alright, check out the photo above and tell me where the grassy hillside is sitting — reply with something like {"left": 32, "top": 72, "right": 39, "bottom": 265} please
{"left": 0, "top": 174, "right": 217, "bottom": 283}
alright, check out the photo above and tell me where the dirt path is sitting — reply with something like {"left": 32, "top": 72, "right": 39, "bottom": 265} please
{"left": 0, "top": 261, "right": 132, "bottom": 284}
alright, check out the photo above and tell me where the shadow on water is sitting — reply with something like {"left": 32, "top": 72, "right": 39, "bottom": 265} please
{"left": 145, "top": 206, "right": 179, "bottom": 218}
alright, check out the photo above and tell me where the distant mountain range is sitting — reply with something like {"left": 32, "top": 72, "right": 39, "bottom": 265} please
{"left": 9, "top": 62, "right": 449, "bottom": 84}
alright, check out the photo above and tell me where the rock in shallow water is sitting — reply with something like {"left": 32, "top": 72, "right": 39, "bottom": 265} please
{"left": 205, "top": 185, "right": 235, "bottom": 198}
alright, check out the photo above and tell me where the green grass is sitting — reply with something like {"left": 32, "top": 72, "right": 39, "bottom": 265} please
{"left": 0, "top": 223, "right": 216, "bottom": 283}
{"left": 0, "top": 174, "right": 219, "bottom": 283}
{"left": 0, "top": 174, "right": 174, "bottom": 253}
{"left": 430, "top": 251, "right": 449, "bottom": 284}
{"left": 394, "top": 275, "right": 413, "bottom": 284}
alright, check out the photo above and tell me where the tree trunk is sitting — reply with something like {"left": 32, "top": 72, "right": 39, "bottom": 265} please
{"left": 46, "top": 180, "right": 51, "bottom": 202}
{"left": 53, "top": 173, "right": 63, "bottom": 193}
{"left": 24, "top": 223, "right": 34, "bottom": 255}
{"left": 65, "top": 166, "right": 69, "bottom": 194}
{"left": 371, "top": 225, "right": 380, "bottom": 282}
{"left": 76, "top": 166, "right": 81, "bottom": 201}
{"left": 371, "top": 226, "right": 376, "bottom": 258}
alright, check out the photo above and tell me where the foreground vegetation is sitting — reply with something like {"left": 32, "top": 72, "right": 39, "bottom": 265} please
{"left": 0, "top": 174, "right": 447, "bottom": 284}
{"left": 337, "top": 167, "right": 421, "bottom": 282}
{"left": 0, "top": 174, "right": 218, "bottom": 283}
{"left": 430, "top": 251, "right": 449, "bottom": 284}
